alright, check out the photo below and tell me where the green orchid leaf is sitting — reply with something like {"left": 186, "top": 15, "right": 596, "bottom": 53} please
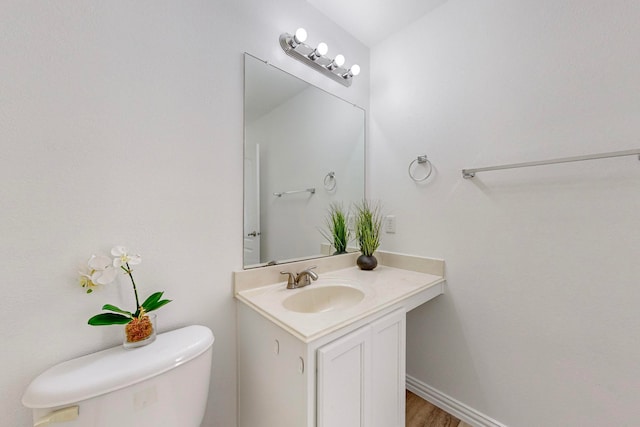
{"left": 144, "top": 299, "right": 172, "bottom": 313}
{"left": 88, "top": 313, "right": 132, "bottom": 326}
{"left": 101, "top": 304, "right": 133, "bottom": 317}
{"left": 141, "top": 291, "right": 164, "bottom": 308}
{"left": 141, "top": 291, "right": 172, "bottom": 313}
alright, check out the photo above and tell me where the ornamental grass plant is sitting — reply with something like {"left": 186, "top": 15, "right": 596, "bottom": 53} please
{"left": 354, "top": 199, "right": 383, "bottom": 257}
{"left": 319, "top": 202, "right": 351, "bottom": 254}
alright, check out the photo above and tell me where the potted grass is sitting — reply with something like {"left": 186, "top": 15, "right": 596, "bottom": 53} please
{"left": 319, "top": 202, "right": 351, "bottom": 255}
{"left": 354, "top": 199, "right": 383, "bottom": 270}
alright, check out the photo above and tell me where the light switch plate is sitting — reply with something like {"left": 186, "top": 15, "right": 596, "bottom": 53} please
{"left": 385, "top": 215, "right": 396, "bottom": 233}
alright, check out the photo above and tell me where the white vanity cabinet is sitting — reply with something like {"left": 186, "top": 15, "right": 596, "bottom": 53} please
{"left": 235, "top": 257, "right": 445, "bottom": 427}
{"left": 237, "top": 304, "right": 406, "bottom": 427}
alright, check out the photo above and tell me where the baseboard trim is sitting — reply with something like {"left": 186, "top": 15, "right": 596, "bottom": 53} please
{"left": 406, "top": 375, "right": 507, "bottom": 427}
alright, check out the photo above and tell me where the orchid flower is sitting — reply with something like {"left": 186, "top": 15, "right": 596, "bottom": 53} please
{"left": 88, "top": 254, "right": 118, "bottom": 284}
{"left": 111, "top": 246, "right": 141, "bottom": 268}
{"left": 82, "top": 245, "right": 171, "bottom": 327}
{"left": 79, "top": 254, "right": 117, "bottom": 293}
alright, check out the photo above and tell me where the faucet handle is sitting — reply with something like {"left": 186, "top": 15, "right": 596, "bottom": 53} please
{"left": 280, "top": 271, "right": 296, "bottom": 289}
{"left": 296, "top": 266, "right": 319, "bottom": 287}
{"left": 304, "top": 266, "right": 318, "bottom": 279}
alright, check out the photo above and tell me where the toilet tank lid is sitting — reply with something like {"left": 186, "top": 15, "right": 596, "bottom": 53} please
{"left": 22, "top": 325, "right": 214, "bottom": 409}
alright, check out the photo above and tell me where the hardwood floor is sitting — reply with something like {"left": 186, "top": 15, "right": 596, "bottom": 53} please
{"left": 406, "top": 390, "right": 473, "bottom": 427}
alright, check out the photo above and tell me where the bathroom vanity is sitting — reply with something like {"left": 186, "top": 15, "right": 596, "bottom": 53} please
{"left": 234, "top": 252, "right": 444, "bottom": 427}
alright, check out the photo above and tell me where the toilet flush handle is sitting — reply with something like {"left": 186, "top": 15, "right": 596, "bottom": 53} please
{"left": 33, "top": 406, "right": 79, "bottom": 426}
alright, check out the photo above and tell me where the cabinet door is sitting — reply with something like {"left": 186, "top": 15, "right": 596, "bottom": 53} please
{"left": 371, "top": 309, "right": 406, "bottom": 427}
{"left": 317, "top": 326, "right": 371, "bottom": 427}
{"left": 237, "top": 304, "right": 309, "bottom": 427}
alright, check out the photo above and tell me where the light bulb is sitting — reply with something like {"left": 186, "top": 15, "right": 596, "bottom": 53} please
{"left": 294, "top": 28, "right": 307, "bottom": 44}
{"left": 309, "top": 42, "right": 328, "bottom": 60}
{"left": 327, "top": 54, "right": 345, "bottom": 70}
{"left": 343, "top": 64, "right": 361, "bottom": 79}
{"left": 316, "top": 42, "right": 328, "bottom": 56}
{"left": 288, "top": 27, "right": 308, "bottom": 48}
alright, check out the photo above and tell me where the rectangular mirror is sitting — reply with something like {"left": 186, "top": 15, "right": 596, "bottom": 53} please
{"left": 243, "top": 53, "right": 365, "bottom": 269}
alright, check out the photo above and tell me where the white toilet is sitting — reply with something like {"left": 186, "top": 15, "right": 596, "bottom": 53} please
{"left": 22, "top": 325, "right": 214, "bottom": 427}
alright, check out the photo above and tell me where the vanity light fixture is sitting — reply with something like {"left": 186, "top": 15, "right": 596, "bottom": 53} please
{"left": 279, "top": 28, "right": 360, "bottom": 87}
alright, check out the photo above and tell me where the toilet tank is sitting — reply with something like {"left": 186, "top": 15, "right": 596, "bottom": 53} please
{"left": 22, "top": 325, "right": 214, "bottom": 427}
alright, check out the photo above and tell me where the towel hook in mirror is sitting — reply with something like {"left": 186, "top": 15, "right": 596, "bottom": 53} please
{"left": 324, "top": 171, "right": 337, "bottom": 191}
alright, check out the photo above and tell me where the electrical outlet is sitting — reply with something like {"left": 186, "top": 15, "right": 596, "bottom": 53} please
{"left": 385, "top": 215, "right": 396, "bottom": 233}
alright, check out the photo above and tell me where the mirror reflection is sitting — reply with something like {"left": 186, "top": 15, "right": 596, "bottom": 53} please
{"left": 243, "top": 54, "right": 365, "bottom": 268}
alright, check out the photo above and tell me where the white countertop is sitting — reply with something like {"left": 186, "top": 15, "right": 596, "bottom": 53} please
{"left": 235, "top": 264, "right": 445, "bottom": 342}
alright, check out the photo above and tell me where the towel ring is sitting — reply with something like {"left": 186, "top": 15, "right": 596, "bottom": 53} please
{"left": 324, "top": 171, "right": 337, "bottom": 191}
{"left": 408, "top": 155, "right": 433, "bottom": 182}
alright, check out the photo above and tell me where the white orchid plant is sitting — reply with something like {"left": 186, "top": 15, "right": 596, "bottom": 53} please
{"left": 80, "top": 246, "right": 171, "bottom": 326}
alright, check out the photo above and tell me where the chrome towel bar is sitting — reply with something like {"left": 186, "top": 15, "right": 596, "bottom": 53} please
{"left": 462, "top": 149, "right": 640, "bottom": 179}
{"left": 273, "top": 188, "right": 316, "bottom": 197}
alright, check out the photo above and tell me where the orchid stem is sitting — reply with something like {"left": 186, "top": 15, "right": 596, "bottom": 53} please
{"left": 122, "top": 263, "right": 141, "bottom": 314}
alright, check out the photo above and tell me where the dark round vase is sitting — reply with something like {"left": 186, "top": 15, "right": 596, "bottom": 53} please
{"left": 357, "top": 254, "right": 378, "bottom": 270}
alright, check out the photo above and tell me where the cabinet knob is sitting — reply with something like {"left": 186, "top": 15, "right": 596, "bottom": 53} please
{"left": 298, "top": 357, "right": 305, "bottom": 374}
{"left": 273, "top": 339, "right": 280, "bottom": 355}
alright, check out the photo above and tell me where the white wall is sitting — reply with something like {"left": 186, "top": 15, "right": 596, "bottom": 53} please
{"left": 370, "top": 1, "right": 640, "bottom": 426}
{"left": 0, "top": 1, "right": 368, "bottom": 426}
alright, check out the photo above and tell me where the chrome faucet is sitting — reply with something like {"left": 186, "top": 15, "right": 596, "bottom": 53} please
{"left": 280, "top": 266, "right": 318, "bottom": 289}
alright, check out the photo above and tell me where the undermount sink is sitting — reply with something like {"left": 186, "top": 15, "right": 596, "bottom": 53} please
{"left": 282, "top": 285, "right": 365, "bottom": 314}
